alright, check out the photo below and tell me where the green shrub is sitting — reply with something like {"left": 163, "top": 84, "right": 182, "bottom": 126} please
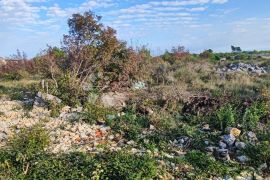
{"left": 55, "top": 73, "right": 85, "bottom": 106}
{"left": 27, "top": 152, "right": 96, "bottom": 179}
{"left": 47, "top": 100, "right": 64, "bottom": 118}
{"left": 84, "top": 103, "right": 115, "bottom": 124}
{"left": 138, "top": 133, "right": 170, "bottom": 151}
{"left": 185, "top": 150, "right": 232, "bottom": 177}
{"left": 242, "top": 102, "right": 268, "bottom": 130}
{"left": 106, "top": 109, "right": 150, "bottom": 140}
{"left": 215, "top": 104, "right": 236, "bottom": 130}
{"left": 0, "top": 150, "right": 160, "bottom": 179}
{"left": 0, "top": 125, "right": 50, "bottom": 177}
{"left": 10, "top": 125, "right": 50, "bottom": 158}
{"left": 244, "top": 141, "right": 270, "bottom": 167}
{"left": 2, "top": 72, "right": 22, "bottom": 81}
{"left": 95, "top": 151, "right": 160, "bottom": 179}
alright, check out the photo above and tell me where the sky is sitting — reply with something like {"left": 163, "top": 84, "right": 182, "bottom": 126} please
{"left": 1, "top": 0, "right": 270, "bottom": 57}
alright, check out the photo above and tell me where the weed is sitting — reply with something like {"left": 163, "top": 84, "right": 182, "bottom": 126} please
{"left": 242, "top": 102, "right": 268, "bottom": 130}
{"left": 215, "top": 104, "right": 236, "bottom": 131}
{"left": 244, "top": 141, "right": 270, "bottom": 167}
{"left": 84, "top": 103, "right": 115, "bottom": 124}
{"left": 185, "top": 150, "right": 239, "bottom": 177}
{"left": 95, "top": 151, "right": 160, "bottom": 179}
{"left": 106, "top": 108, "right": 150, "bottom": 140}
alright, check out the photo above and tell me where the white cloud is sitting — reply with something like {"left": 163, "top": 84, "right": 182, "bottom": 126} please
{"left": 0, "top": 0, "right": 232, "bottom": 57}
{"left": 212, "top": 0, "right": 228, "bottom": 4}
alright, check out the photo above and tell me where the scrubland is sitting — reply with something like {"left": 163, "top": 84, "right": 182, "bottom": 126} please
{"left": 0, "top": 11, "right": 270, "bottom": 179}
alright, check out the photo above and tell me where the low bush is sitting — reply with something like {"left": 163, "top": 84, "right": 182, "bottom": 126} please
{"left": 244, "top": 141, "right": 270, "bottom": 167}
{"left": 242, "top": 101, "right": 268, "bottom": 130}
{"left": 9, "top": 125, "right": 50, "bottom": 158}
{"left": 185, "top": 150, "right": 237, "bottom": 177}
{"left": 95, "top": 151, "right": 160, "bottom": 179}
{"left": 215, "top": 104, "right": 236, "bottom": 131}
{"left": 0, "top": 125, "right": 50, "bottom": 177}
{"left": 84, "top": 103, "right": 115, "bottom": 124}
{"left": 106, "top": 108, "right": 150, "bottom": 140}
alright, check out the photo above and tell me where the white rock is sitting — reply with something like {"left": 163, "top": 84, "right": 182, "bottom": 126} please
{"left": 127, "top": 140, "right": 135, "bottom": 145}
{"left": 236, "top": 155, "right": 249, "bottom": 163}
{"left": 100, "top": 92, "right": 129, "bottom": 109}
{"left": 108, "top": 135, "right": 114, "bottom": 140}
{"left": 149, "top": 125, "right": 155, "bottom": 130}
{"left": 235, "top": 142, "right": 246, "bottom": 150}
{"left": 0, "top": 132, "right": 7, "bottom": 141}
{"left": 258, "top": 163, "right": 268, "bottom": 172}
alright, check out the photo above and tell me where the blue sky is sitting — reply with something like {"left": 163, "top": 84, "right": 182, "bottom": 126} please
{"left": 1, "top": 0, "right": 270, "bottom": 57}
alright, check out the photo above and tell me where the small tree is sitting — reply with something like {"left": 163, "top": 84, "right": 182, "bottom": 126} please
{"left": 199, "top": 49, "right": 214, "bottom": 59}
{"left": 231, "top": 46, "right": 242, "bottom": 53}
{"left": 37, "top": 11, "right": 140, "bottom": 105}
{"left": 61, "top": 11, "right": 139, "bottom": 92}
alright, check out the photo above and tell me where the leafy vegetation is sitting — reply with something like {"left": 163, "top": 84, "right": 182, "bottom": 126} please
{"left": 0, "top": 125, "right": 160, "bottom": 179}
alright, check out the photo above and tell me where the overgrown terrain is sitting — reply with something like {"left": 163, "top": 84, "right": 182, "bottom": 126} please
{"left": 0, "top": 11, "right": 270, "bottom": 179}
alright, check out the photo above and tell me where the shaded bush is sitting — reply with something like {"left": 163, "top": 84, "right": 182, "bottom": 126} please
{"left": 242, "top": 101, "right": 268, "bottom": 130}
{"left": 84, "top": 103, "right": 115, "bottom": 124}
{"left": 106, "top": 108, "right": 150, "bottom": 140}
{"left": 0, "top": 60, "right": 37, "bottom": 80}
{"left": 244, "top": 141, "right": 270, "bottom": 167}
{"left": 185, "top": 150, "right": 236, "bottom": 177}
{"left": 95, "top": 151, "right": 159, "bottom": 179}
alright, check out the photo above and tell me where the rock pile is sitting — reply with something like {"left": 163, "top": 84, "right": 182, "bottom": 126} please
{"left": 34, "top": 91, "right": 62, "bottom": 107}
{"left": 0, "top": 98, "right": 147, "bottom": 154}
{"left": 218, "top": 63, "right": 268, "bottom": 75}
{"left": 202, "top": 126, "right": 253, "bottom": 163}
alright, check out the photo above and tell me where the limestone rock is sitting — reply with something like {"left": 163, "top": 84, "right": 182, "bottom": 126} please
{"left": 236, "top": 155, "right": 249, "bottom": 163}
{"left": 101, "top": 92, "right": 129, "bottom": 109}
{"left": 235, "top": 142, "right": 246, "bottom": 150}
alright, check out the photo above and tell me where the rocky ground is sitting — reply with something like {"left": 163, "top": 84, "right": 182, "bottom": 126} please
{"left": 0, "top": 93, "right": 269, "bottom": 179}
{"left": 0, "top": 99, "right": 134, "bottom": 154}
{"left": 217, "top": 63, "right": 268, "bottom": 75}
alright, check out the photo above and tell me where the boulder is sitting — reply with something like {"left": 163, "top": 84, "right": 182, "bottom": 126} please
{"left": 132, "top": 81, "right": 146, "bottom": 90}
{"left": 173, "top": 136, "right": 190, "bottom": 148}
{"left": 34, "top": 92, "right": 62, "bottom": 107}
{"left": 0, "top": 132, "right": 7, "bottom": 141}
{"left": 235, "top": 142, "right": 246, "bottom": 150}
{"left": 219, "top": 141, "right": 227, "bottom": 149}
{"left": 101, "top": 92, "right": 129, "bottom": 110}
{"left": 221, "top": 134, "right": 236, "bottom": 146}
{"left": 216, "top": 149, "right": 230, "bottom": 161}
{"left": 236, "top": 155, "right": 249, "bottom": 163}
{"left": 202, "top": 124, "right": 211, "bottom": 132}
{"left": 247, "top": 131, "right": 257, "bottom": 143}
{"left": 258, "top": 163, "right": 268, "bottom": 172}
{"left": 61, "top": 106, "right": 71, "bottom": 113}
